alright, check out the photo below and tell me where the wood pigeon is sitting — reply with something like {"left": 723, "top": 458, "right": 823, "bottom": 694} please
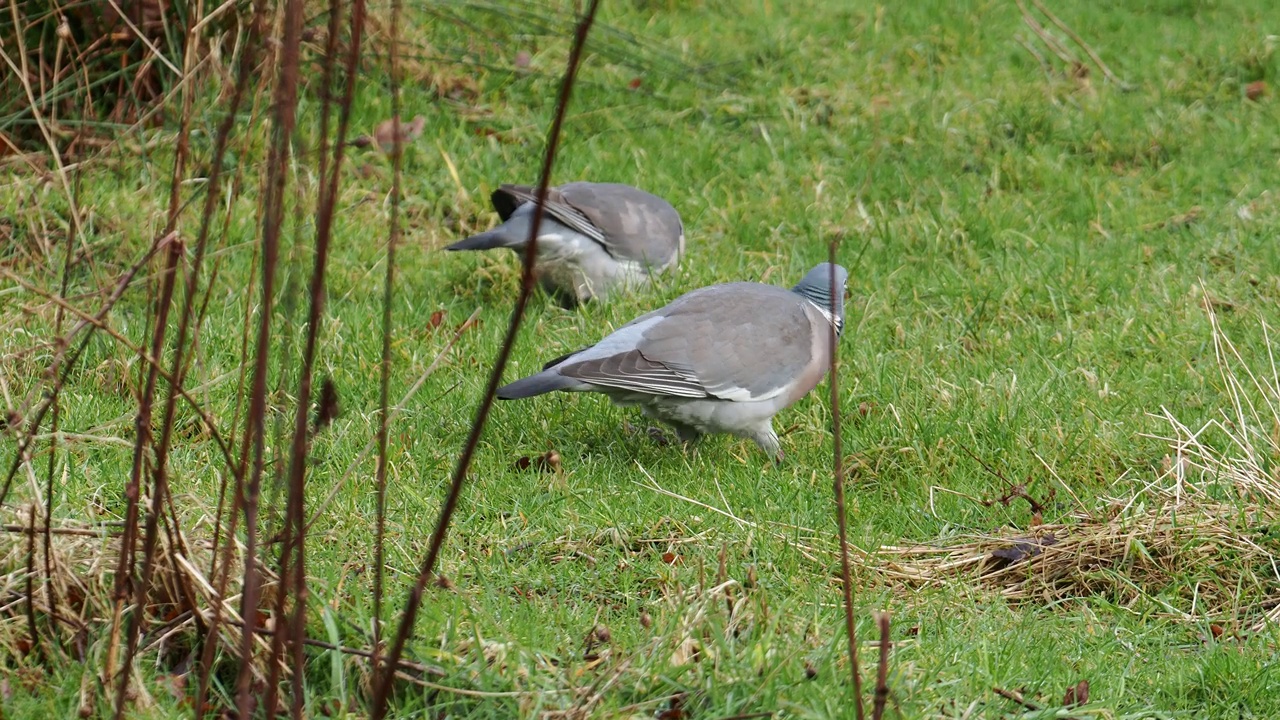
{"left": 445, "top": 182, "right": 685, "bottom": 305}
{"left": 497, "top": 263, "right": 849, "bottom": 462}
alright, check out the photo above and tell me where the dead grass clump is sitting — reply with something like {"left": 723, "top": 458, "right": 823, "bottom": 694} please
{"left": 0, "top": 0, "right": 242, "bottom": 155}
{"left": 0, "top": 504, "right": 280, "bottom": 691}
{"left": 876, "top": 305, "right": 1280, "bottom": 632}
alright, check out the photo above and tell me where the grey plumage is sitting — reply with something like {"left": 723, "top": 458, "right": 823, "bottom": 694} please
{"left": 498, "top": 263, "right": 849, "bottom": 461}
{"left": 446, "top": 182, "right": 685, "bottom": 304}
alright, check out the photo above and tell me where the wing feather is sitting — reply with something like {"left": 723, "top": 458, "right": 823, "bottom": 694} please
{"left": 553, "top": 282, "right": 825, "bottom": 401}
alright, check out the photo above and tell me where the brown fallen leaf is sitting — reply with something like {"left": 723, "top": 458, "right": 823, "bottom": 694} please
{"left": 656, "top": 692, "right": 687, "bottom": 719}
{"left": 428, "top": 309, "right": 445, "bottom": 329}
{"left": 162, "top": 672, "right": 188, "bottom": 703}
{"left": 661, "top": 551, "right": 681, "bottom": 565}
{"left": 1062, "top": 679, "right": 1089, "bottom": 707}
{"left": 1142, "top": 206, "right": 1202, "bottom": 232}
{"left": 373, "top": 114, "right": 426, "bottom": 154}
{"left": 987, "top": 532, "right": 1060, "bottom": 567}
{"left": 512, "top": 450, "right": 561, "bottom": 473}
{"left": 1245, "top": 80, "right": 1267, "bottom": 102}
{"left": 312, "top": 377, "right": 339, "bottom": 435}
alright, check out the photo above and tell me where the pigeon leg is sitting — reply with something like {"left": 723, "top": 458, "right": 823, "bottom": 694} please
{"left": 749, "top": 424, "right": 784, "bottom": 466}
{"left": 660, "top": 421, "right": 702, "bottom": 456}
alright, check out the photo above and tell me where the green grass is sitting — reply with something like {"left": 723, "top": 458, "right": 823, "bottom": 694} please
{"left": 3, "top": 0, "right": 1280, "bottom": 717}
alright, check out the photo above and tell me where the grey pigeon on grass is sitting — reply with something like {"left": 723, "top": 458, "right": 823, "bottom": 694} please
{"left": 497, "top": 263, "right": 849, "bottom": 462}
{"left": 446, "top": 182, "right": 685, "bottom": 305}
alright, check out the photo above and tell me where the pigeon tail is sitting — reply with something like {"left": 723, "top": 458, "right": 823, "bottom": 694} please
{"left": 497, "top": 371, "right": 580, "bottom": 399}
{"left": 446, "top": 228, "right": 522, "bottom": 252}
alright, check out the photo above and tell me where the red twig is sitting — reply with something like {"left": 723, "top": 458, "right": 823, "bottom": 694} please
{"left": 233, "top": 0, "right": 305, "bottom": 712}
{"left": 25, "top": 504, "right": 40, "bottom": 659}
{"left": 993, "top": 686, "right": 1042, "bottom": 711}
{"left": 871, "top": 612, "right": 891, "bottom": 720}
{"left": 368, "top": 3, "right": 602, "bottom": 717}
{"left": 373, "top": 0, "right": 404, "bottom": 678}
{"left": 110, "top": 227, "right": 185, "bottom": 719}
{"left": 265, "top": 0, "right": 367, "bottom": 713}
{"left": 0, "top": 233, "right": 170, "bottom": 510}
{"left": 828, "top": 240, "right": 864, "bottom": 718}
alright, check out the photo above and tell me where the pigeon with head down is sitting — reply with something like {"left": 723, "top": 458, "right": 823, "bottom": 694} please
{"left": 446, "top": 182, "right": 685, "bottom": 305}
{"left": 497, "top": 263, "right": 849, "bottom": 463}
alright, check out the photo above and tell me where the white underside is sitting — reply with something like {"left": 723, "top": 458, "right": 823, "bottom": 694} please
{"left": 611, "top": 391, "right": 787, "bottom": 455}
{"left": 529, "top": 230, "right": 662, "bottom": 302}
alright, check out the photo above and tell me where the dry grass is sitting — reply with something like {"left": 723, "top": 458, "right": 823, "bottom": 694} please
{"left": 875, "top": 300, "right": 1280, "bottom": 633}
{"left": 0, "top": 503, "right": 279, "bottom": 675}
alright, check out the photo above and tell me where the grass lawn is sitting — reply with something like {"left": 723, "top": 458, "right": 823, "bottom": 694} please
{"left": 3, "top": 0, "right": 1280, "bottom": 717}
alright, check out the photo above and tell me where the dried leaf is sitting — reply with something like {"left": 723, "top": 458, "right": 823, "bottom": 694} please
{"left": 1245, "top": 80, "right": 1267, "bottom": 102}
{"left": 1062, "top": 679, "right": 1089, "bottom": 707}
{"left": 313, "top": 377, "right": 339, "bottom": 434}
{"left": 1200, "top": 294, "right": 1235, "bottom": 313}
{"left": 373, "top": 115, "right": 426, "bottom": 154}
{"left": 513, "top": 450, "right": 561, "bottom": 473}
{"left": 988, "top": 532, "right": 1059, "bottom": 566}
{"left": 656, "top": 692, "right": 687, "bottom": 719}
{"left": 536, "top": 450, "right": 561, "bottom": 472}
{"left": 661, "top": 551, "right": 681, "bottom": 565}
{"left": 163, "top": 673, "right": 187, "bottom": 702}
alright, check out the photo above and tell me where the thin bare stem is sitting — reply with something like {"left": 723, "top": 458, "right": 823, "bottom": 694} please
{"left": 25, "top": 504, "right": 40, "bottom": 659}
{"left": 1027, "top": 0, "right": 1132, "bottom": 90}
{"left": 0, "top": 269, "right": 237, "bottom": 476}
{"left": 233, "top": 0, "right": 304, "bottom": 712}
{"left": 373, "top": 0, "right": 404, "bottom": 678}
{"left": 368, "top": 3, "right": 602, "bottom": 717}
{"left": 828, "top": 241, "right": 863, "bottom": 719}
{"left": 1, "top": 233, "right": 171, "bottom": 510}
{"left": 265, "top": 0, "right": 366, "bottom": 713}
{"left": 109, "top": 228, "right": 185, "bottom": 719}
{"left": 871, "top": 612, "right": 891, "bottom": 720}
{"left": 193, "top": 26, "right": 272, "bottom": 708}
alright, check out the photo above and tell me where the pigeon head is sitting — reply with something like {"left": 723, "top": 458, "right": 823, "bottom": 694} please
{"left": 791, "top": 263, "right": 848, "bottom": 335}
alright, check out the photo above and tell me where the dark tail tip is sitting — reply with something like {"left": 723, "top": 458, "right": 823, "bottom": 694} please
{"left": 445, "top": 230, "right": 511, "bottom": 252}
{"left": 496, "top": 372, "right": 570, "bottom": 400}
